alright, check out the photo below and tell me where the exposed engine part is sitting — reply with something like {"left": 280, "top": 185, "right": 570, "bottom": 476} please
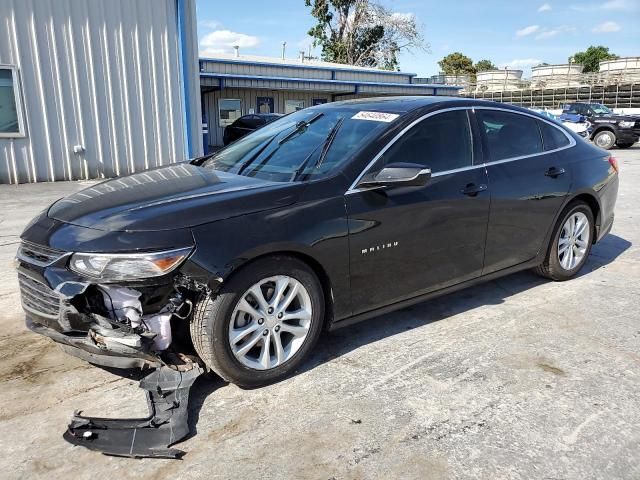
{"left": 97, "top": 285, "right": 194, "bottom": 352}
{"left": 63, "top": 358, "right": 204, "bottom": 459}
{"left": 144, "top": 312, "right": 173, "bottom": 350}
{"left": 99, "top": 285, "right": 144, "bottom": 327}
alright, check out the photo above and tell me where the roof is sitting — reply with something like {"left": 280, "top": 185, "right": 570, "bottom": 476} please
{"left": 200, "top": 52, "right": 417, "bottom": 77}
{"left": 310, "top": 95, "right": 484, "bottom": 113}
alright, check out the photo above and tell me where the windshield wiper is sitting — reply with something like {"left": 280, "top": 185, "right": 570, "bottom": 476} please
{"left": 278, "top": 112, "right": 324, "bottom": 145}
{"left": 236, "top": 113, "right": 325, "bottom": 177}
{"left": 291, "top": 116, "right": 344, "bottom": 182}
{"left": 316, "top": 116, "right": 344, "bottom": 169}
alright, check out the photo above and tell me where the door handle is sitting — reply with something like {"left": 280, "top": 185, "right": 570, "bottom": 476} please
{"left": 461, "top": 183, "right": 487, "bottom": 197}
{"left": 545, "top": 167, "right": 566, "bottom": 178}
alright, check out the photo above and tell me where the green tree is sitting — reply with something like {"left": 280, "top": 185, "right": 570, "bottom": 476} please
{"left": 305, "top": 0, "right": 428, "bottom": 70}
{"left": 474, "top": 59, "right": 497, "bottom": 72}
{"left": 571, "top": 46, "right": 619, "bottom": 73}
{"left": 438, "top": 52, "right": 476, "bottom": 76}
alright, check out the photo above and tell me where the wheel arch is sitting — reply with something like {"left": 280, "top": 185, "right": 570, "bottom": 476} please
{"left": 568, "top": 192, "right": 602, "bottom": 243}
{"left": 590, "top": 125, "right": 616, "bottom": 140}
{"left": 221, "top": 248, "right": 336, "bottom": 329}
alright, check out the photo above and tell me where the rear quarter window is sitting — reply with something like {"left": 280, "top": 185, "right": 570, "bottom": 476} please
{"left": 538, "top": 120, "right": 570, "bottom": 151}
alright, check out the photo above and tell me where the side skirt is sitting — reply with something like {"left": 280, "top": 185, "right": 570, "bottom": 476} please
{"left": 328, "top": 257, "right": 541, "bottom": 331}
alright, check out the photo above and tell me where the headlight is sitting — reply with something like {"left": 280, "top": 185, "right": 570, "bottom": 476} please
{"left": 69, "top": 247, "right": 192, "bottom": 282}
{"left": 619, "top": 121, "right": 635, "bottom": 128}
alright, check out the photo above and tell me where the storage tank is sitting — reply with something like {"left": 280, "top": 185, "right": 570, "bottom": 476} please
{"left": 531, "top": 63, "right": 584, "bottom": 88}
{"left": 475, "top": 69, "right": 523, "bottom": 92}
{"left": 598, "top": 57, "right": 640, "bottom": 83}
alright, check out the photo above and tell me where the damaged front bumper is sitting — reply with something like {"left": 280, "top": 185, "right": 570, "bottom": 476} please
{"left": 16, "top": 223, "right": 217, "bottom": 458}
{"left": 25, "top": 316, "right": 161, "bottom": 369}
{"left": 16, "top": 239, "right": 210, "bottom": 371}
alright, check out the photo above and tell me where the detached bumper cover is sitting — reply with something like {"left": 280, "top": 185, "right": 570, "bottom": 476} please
{"left": 63, "top": 362, "right": 204, "bottom": 459}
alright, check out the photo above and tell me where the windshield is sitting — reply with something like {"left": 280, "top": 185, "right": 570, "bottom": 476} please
{"left": 202, "top": 108, "right": 395, "bottom": 182}
{"left": 591, "top": 104, "right": 612, "bottom": 115}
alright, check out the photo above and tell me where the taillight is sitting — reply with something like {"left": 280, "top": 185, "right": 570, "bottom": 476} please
{"left": 608, "top": 156, "right": 619, "bottom": 174}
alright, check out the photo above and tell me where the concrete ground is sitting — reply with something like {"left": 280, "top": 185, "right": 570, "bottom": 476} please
{"left": 0, "top": 147, "right": 638, "bottom": 480}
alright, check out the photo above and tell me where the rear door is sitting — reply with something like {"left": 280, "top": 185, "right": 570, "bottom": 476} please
{"left": 477, "top": 109, "right": 573, "bottom": 274}
{"left": 346, "top": 109, "right": 490, "bottom": 314}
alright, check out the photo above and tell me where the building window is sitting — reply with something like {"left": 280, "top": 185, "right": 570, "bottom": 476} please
{"left": 257, "top": 97, "right": 274, "bottom": 114}
{"left": 312, "top": 98, "right": 327, "bottom": 106}
{"left": 0, "top": 66, "right": 25, "bottom": 137}
{"left": 219, "top": 99, "right": 242, "bottom": 127}
{"left": 285, "top": 100, "right": 304, "bottom": 114}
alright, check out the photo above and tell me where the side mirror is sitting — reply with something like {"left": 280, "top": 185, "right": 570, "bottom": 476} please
{"left": 357, "top": 162, "right": 431, "bottom": 189}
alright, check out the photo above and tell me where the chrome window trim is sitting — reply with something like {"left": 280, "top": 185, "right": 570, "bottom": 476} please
{"left": 345, "top": 105, "right": 576, "bottom": 195}
{"left": 474, "top": 106, "right": 576, "bottom": 167}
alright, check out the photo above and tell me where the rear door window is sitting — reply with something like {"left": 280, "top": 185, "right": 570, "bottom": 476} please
{"left": 379, "top": 110, "right": 473, "bottom": 173}
{"left": 538, "top": 120, "right": 570, "bottom": 151}
{"left": 478, "top": 110, "right": 543, "bottom": 161}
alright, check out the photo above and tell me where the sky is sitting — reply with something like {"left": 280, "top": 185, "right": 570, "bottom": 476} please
{"left": 195, "top": 0, "right": 640, "bottom": 77}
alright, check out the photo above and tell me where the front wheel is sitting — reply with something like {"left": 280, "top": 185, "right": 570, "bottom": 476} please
{"left": 535, "top": 201, "right": 594, "bottom": 281}
{"left": 593, "top": 130, "right": 616, "bottom": 150}
{"left": 190, "top": 256, "right": 324, "bottom": 388}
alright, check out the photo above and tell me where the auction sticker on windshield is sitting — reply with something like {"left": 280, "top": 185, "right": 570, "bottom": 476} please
{"left": 351, "top": 111, "right": 400, "bottom": 122}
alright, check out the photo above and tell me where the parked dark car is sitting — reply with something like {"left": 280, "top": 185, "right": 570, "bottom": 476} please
{"left": 222, "top": 113, "right": 282, "bottom": 145}
{"left": 18, "top": 97, "right": 619, "bottom": 388}
{"left": 562, "top": 102, "right": 639, "bottom": 149}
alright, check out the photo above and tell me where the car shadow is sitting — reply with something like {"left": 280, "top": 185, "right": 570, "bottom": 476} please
{"left": 98, "top": 234, "right": 631, "bottom": 445}
{"left": 581, "top": 233, "right": 632, "bottom": 275}
{"left": 298, "top": 233, "right": 632, "bottom": 376}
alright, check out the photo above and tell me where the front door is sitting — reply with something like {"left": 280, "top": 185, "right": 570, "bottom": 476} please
{"left": 346, "top": 109, "right": 490, "bottom": 315}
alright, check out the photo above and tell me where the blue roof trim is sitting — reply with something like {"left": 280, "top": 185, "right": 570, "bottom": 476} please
{"left": 199, "top": 57, "right": 418, "bottom": 78}
{"left": 200, "top": 72, "right": 462, "bottom": 90}
{"left": 176, "top": 0, "right": 193, "bottom": 158}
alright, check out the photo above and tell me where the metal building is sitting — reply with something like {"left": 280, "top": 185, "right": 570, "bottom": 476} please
{"left": 0, "top": 0, "right": 202, "bottom": 184}
{"left": 200, "top": 53, "right": 461, "bottom": 148}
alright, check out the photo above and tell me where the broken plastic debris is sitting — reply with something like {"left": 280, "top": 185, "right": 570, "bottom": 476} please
{"left": 63, "top": 361, "right": 204, "bottom": 459}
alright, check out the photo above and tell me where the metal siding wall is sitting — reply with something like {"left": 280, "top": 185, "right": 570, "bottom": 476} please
{"left": 0, "top": 0, "right": 199, "bottom": 184}
{"left": 335, "top": 71, "right": 412, "bottom": 84}
{"left": 203, "top": 88, "right": 331, "bottom": 147}
{"left": 201, "top": 60, "right": 418, "bottom": 84}
{"left": 202, "top": 61, "right": 334, "bottom": 81}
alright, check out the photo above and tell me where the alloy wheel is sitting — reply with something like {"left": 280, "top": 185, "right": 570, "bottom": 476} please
{"left": 229, "top": 275, "right": 312, "bottom": 370}
{"left": 558, "top": 212, "right": 590, "bottom": 271}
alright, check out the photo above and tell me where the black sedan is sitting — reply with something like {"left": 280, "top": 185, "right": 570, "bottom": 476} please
{"left": 222, "top": 113, "right": 282, "bottom": 145}
{"left": 18, "top": 97, "right": 618, "bottom": 388}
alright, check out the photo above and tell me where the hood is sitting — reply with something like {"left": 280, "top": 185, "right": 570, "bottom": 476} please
{"left": 48, "top": 164, "right": 303, "bottom": 232}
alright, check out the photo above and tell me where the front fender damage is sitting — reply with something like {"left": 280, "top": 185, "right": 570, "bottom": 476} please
{"left": 48, "top": 274, "right": 212, "bottom": 458}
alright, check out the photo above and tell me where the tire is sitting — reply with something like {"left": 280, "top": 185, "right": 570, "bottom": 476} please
{"left": 592, "top": 130, "right": 616, "bottom": 150}
{"left": 535, "top": 201, "right": 594, "bottom": 281}
{"left": 190, "top": 255, "right": 325, "bottom": 388}
{"left": 616, "top": 142, "right": 634, "bottom": 149}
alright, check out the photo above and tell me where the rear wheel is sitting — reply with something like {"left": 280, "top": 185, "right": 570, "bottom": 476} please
{"left": 190, "top": 256, "right": 324, "bottom": 388}
{"left": 593, "top": 130, "right": 616, "bottom": 150}
{"left": 535, "top": 201, "right": 594, "bottom": 281}
{"left": 616, "top": 142, "right": 634, "bottom": 149}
